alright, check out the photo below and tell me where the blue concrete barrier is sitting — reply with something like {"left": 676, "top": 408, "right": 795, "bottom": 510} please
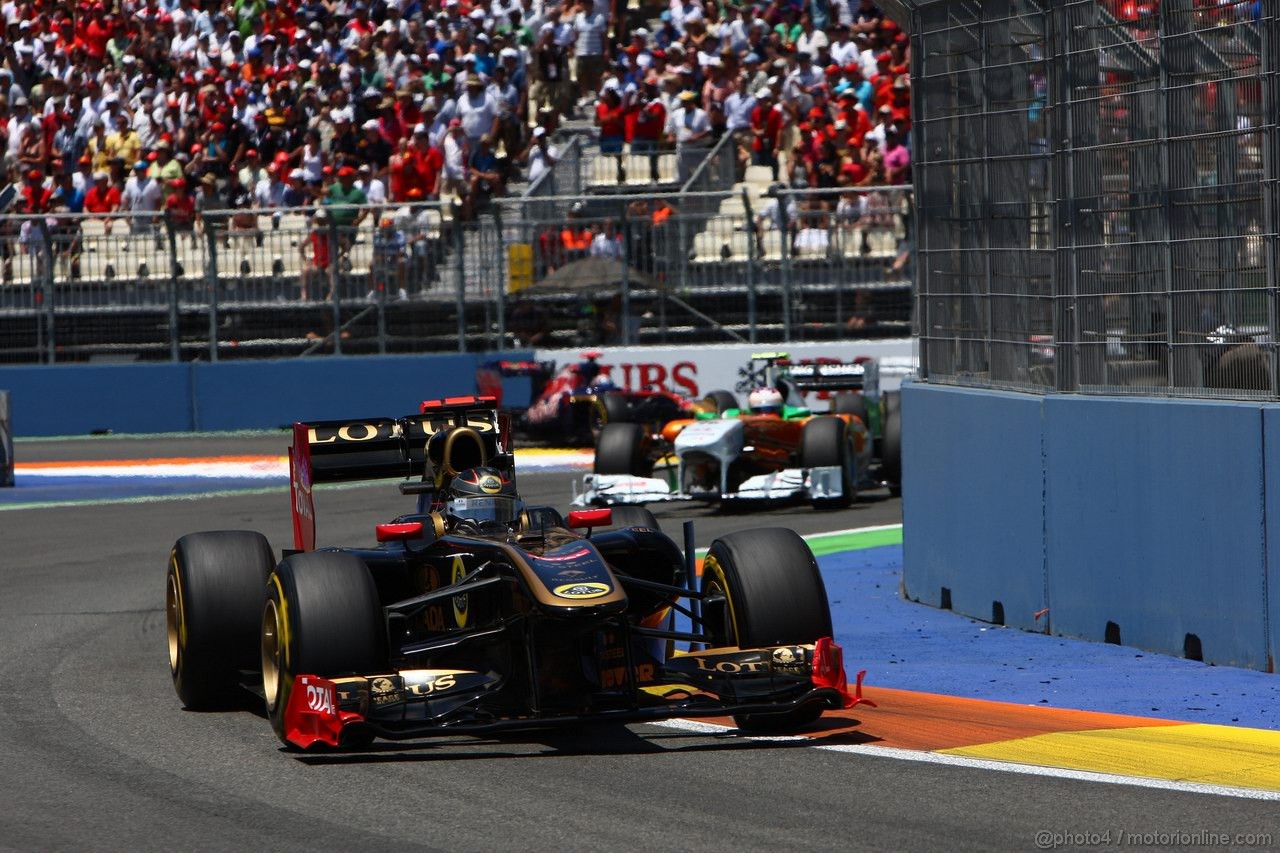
{"left": 900, "top": 382, "right": 1047, "bottom": 632}
{"left": 903, "top": 382, "right": 1280, "bottom": 672}
{"left": 1043, "top": 396, "right": 1267, "bottom": 671}
{"left": 0, "top": 353, "right": 531, "bottom": 437}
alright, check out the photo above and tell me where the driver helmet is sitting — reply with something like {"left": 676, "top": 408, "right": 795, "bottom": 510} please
{"left": 747, "top": 387, "right": 784, "bottom": 415}
{"left": 447, "top": 466, "right": 521, "bottom": 528}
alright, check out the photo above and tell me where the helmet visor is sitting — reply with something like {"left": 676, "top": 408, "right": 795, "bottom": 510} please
{"left": 447, "top": 496, "right": 520, "bottom": 524}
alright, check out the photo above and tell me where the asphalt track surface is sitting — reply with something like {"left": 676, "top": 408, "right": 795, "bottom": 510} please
{"left": 1, "top": 435, "right": 1276, "bottom": 851}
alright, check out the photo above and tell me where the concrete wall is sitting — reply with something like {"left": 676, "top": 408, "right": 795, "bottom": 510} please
{"left": 0, "top": 353, "right": 530, "bottom": 437}
{"left": 902, "top": 382, "right": 1279, "bottom": 672}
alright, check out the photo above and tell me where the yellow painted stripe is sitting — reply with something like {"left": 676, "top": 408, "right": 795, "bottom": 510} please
{"left": 943, "top": 723, "right": 1280, "bottom": 792}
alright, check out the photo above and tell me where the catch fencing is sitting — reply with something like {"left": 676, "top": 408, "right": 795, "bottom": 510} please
{"left": 910, "top": 0, "right": 1279, "bottom": 399}
{"left": 0, "top": 183, "right": 912, "bottom": 363}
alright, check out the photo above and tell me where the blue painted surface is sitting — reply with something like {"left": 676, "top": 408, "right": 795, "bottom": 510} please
{"left": 0, "top": 363, "right": 194, "bottom": 435}
{"left": 0, "top": 474, "right": 277, "bottom": 505}
{"left": 1264, "top": 407, "right": 1280, "bottom": 673}
{"left": 900, "top": 382, "right": 1047, "bottom": 631}
{"left": 0, "top": 353, "right": 532, "bottom": 437}
{"left": 1044, "top": 396, "right": 1268, "bottom": 671}
{"left": 828, "top": 545, "right": 1280, "bottom": 729}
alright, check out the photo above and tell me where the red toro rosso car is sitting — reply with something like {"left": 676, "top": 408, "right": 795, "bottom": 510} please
{"left": 165, "top": 396, "right": 870, "bottom": 750}
{"left": 477, "top": 351, "right": 727, "bottom": 445}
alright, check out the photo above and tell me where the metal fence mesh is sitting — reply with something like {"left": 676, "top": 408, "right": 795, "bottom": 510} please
{"left": 0, "top": 182, "right": 912, "bottom": 363}
{"left": 912, "top": 0, "right": 1277, "bottom": 398}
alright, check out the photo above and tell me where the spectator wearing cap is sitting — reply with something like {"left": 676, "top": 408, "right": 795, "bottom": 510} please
{"left": 84, "top": 170, "right": 121, "bottom": 232}
{"left": 16, "top": 115, "right": 46, "bottom": 174}
{"left": 750, "top": 87, "right": 784, "bottom": 181}
{"left": 328, "top": 109, "right": 360, "bottom": 163}
{"left": 122, "top": 160, "right": 163, "bottom": 243}
{"left": 358, "top": 119, "right": 393, "bottom": 171}
{"left": 106, "top": 113, "right": 142, "bottom": 170}
{"left": 488, "top": 64, "right": 524, "bottom": 158}
{"left": 355, "top": 163, "right": 388, "bottom": 205}
{"left": 521, "top": 125, "right": 558, "bottom": 184}
{"left": 411, "top": 123, "right": 445, "bottom": 199}
{"left": 441, "top": 119, "right": 469, "bottom": 204}
{"left": 530, "top": 21, "right": 571, "bottom": 117}
{"left": 666, "top": 90, "right": 711, "bottom": 184}
{"left": 324, "top": 164, "right": 367, "bottom": 235}
{"left": 165, "top": 178, "right": 198, "bottom": 243}
{"left": 149, "top": 141, "right": 184, "bottom": 196}
{"left": 595, "top": 85, "right": 627, "bottom": 157}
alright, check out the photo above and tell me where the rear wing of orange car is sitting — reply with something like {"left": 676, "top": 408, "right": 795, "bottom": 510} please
{"left": 289, "top": 397, "right": 510, "bottom": 551}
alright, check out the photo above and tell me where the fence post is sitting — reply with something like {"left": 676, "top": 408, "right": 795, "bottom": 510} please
{"left": 779, "top": 190, "right": 794, "bottom": 342}
{"left": 0, "top": 389, "right": 12, "bottom": 487}
{"left": 164, "top": 212, "right": 180, "bottom": 362}
{"left": 328, "top": 217, "right": 342, "bottom": 355}
{"left": 742, "top": 188, "right": 757, "bottom": 343}
{"left": 36, "top": 218, "right": 55, "bottom": 363}
{"left": 620, "top": 204, "right": 631, "bottom": 345}
{"left": 454, "top": 212, "right": 467, "bottom": 353}
{"left": 372, "top": 210, "right": 387, "bottom": 355}
{"left": 493, "top": 204, "right": 507, "bottom": 352}
{"left": 206, "top": 226, "right": 220, "bottom": 361}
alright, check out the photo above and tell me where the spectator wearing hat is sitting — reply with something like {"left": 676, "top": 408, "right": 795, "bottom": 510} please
{"left": 458, "top": 74, "right": 500, "bottom": 151}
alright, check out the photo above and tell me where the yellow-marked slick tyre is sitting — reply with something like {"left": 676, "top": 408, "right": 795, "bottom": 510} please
{"left": 701, "top": 528, "right": 833, "bottom": 733}
{"left": 593, "top": 389, "right": 634, "bottom": 440}
{"left": 263, "top": 551, "right": 385, "bottom": 745}
{"left": 167, "top": 531, "right": 275, "bottom": 709}
{"left": 703, "top": 389, "right": 738, "bottom": 414}
{"left": 800, "top": 415, "right": 855, "bottom": 509}
{"left": 594, "top": 421, "right": 652, "bottom": 476}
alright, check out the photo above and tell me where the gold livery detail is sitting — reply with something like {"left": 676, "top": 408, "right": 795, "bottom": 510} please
{"left": 553, "top": 582, "right": 612, "bottom": 600}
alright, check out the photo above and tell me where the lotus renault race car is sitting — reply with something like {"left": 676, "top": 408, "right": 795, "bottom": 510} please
{"left": 165, "top": 396, "right": 871, "bottom": 750}
{"left": 477, "top": 351, "right": 726, "bottom": 445}
{"left": 575, "top": 353, "right": 903, "bottom": 509}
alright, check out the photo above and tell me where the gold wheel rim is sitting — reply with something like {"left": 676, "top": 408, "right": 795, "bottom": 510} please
{"left": 165, "top": 571, "right": 182, "bottom": 675}
{"left": 262, "top": 599, "right": 282, "bottom": 710}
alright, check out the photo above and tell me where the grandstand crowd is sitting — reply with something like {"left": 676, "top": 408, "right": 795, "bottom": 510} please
{"left": 0, "top": 0, "right": 909, "bottom": 236}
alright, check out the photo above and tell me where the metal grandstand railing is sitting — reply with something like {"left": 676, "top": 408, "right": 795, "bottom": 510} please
{"left": 0, "top": 186, "right": 912, "bottom": 363}
{"left": 909, "top": 0, "right": 1278, "bottom": 399}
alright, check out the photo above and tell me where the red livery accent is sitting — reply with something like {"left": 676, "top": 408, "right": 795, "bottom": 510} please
{"left": 811, "top": 637, "right": 876, "bottom": 709}
{"left": 567, "top": 509, "right": 613, "bottom": 529}
{"left": 376, "top": 522, "right": 424, "bottom": 542}
{"left": 421, "top": 396, "right": 497, "bottom": 410}
{"left": 283, "top": 675, "right": 364, "bottom": 749}
{"left": 290, "top": 423, "right": 316, "bottom": 552}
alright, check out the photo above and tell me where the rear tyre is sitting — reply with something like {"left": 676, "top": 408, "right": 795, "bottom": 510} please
{"left": 263, "top": 551, "right": 385, "bottom": 746}
{"left": 606, "top": 506, "right": 661, "bottom": 531}
{"left": 800, "top": 416, "right": 854, "bottom": 509}
{"left": 594, "top": 422, "right": 652, "bottom": 476}
{"left": 591, "top": 393, "right": 632, "bottom": 441}
{"left": 704, "top": 389, "right": 738, "bottom": 414}
{"left": 831, "top": 392, "right": 868, "bottom": 427}
{"left": 880, "top": 390, "right": 902, "bottom": 496}
{"left": 167, "top": 531, "right": 275, "bottom": 709}
{"left": 700, "top": 529, "right": 833, "bottom": 732}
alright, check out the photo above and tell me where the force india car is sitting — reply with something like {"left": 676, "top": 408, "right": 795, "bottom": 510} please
{"left": 575, "top": 354, "right": 903, "bottom": 509}
{"left": 477, "top": 351, "right": 728, "bottom": 445}
{"left": 165, "top": 396, "right": 870, "bottom": 750}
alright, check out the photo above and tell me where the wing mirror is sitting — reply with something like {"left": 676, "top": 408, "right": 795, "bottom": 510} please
{"left": 567, "top": 508, "right": 612, "bottom": 530}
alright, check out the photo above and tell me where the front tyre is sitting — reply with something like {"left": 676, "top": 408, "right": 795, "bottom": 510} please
{"left": 605, "top": 505, "right": 661, "bottom": 532}
{"left": 701, "top": 529, "right": 834, "bottom": 732}
{"left": 167, "top": 531, "right": 275, "bottom": 709}
{"left": 704, "top": 389, "right": 738, "bottom": 414}
{"left": 590, "top": 393, "right": 632, "bottom": 441}
{"left": 800, "top": 416, "right": 854, "bottom": 509}
{"left": 263, "top": 551, "right": 385, "bottom": 745}
{"left": 594, "top": 421, "right": 653, "bottom": 476}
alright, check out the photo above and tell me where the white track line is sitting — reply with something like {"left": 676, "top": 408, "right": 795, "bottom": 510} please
{"left": 649, "top": 719, "right": 1280, "bottom": 801}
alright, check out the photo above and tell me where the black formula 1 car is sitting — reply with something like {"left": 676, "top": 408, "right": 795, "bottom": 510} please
{"left": 165, "top": 396, "right": 871, "bottom": 750}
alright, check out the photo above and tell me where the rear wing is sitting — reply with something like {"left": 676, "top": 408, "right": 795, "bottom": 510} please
{"left": 788, "top": 360, "right": 880, "bottom": 396}
{"left": 289, "top": 396, "right": 509, "bottom": 551}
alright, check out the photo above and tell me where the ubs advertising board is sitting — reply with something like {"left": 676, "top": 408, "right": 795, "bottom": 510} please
{"left": 534, "top": 341, "right": 916, "bottom": 402}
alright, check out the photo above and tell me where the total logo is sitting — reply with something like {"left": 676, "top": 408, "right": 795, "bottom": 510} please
{"left": 305, "top": 681, "right": 336, "bottom": 715}
{"left": 553, "top": 582, "right": 611, "bottom": 600}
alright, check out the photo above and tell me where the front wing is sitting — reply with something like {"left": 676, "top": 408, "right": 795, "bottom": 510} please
{"left": 571, "top": 467, "right": 846, "bottom": 507}
{"left": 283, "top": 639, "right": 872, "bottom": 749}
